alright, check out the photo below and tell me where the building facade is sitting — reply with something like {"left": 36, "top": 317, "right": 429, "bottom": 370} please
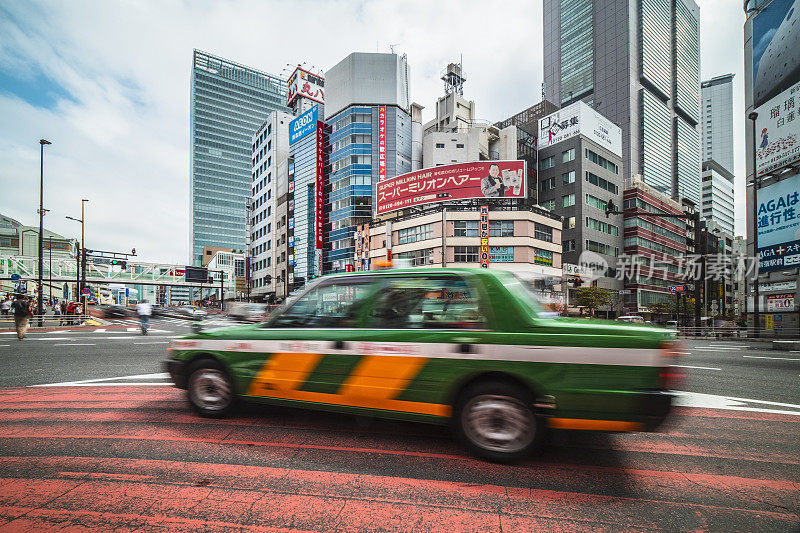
{"left": 324, "top": 53, "right": 413, "bottom": 272}
{"left": 190, "top": 50, "right": 289, "bottom": 265}
{"left": 250, "top": 111, "right": 292, "bottom": 299}
{"left": 543, "top": 0, "right": 702, "bottom": 205}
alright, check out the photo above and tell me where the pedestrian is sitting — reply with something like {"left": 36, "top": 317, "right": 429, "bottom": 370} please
{"left": 0, "top": 297, "right": 11, "bottom": 317}
{"left": 136, "top": 299, "right": 152, "bottom": 335}
{"left": 11, "top": 295, "right": 30, "bottom": 341}
{"left": 53, "top": 301, "right": 62, "bottom": 326}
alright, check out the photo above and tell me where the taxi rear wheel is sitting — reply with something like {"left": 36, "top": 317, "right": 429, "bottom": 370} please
{"left": 186, "top": 359, "right": 236, "bottom": 418}
{"left": 454, "top": 380, "right": 542, "bottom": 463}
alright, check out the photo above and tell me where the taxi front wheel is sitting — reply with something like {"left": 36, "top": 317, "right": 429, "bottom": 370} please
{"left": 454, "top": 380, "right": 543, "bottom": 463}
{"left": 187, "top": 359, "right": 237, "bottom": 418}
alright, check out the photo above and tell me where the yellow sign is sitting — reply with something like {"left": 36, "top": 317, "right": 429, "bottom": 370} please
{"left": 765, "top": 314, "right": 774, "bottom": 330}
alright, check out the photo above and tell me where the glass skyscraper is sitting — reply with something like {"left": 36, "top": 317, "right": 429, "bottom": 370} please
{"left": 543, "top": 0, "right": 701, "bottom": 205}
{"left": 190, "top": 50, "right": 288, "bottom": 265}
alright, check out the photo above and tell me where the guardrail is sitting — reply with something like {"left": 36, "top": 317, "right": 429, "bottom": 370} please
{"left": 0, "top": 314, "right": 93, "bottom": 329}
{"left": 675, "top": 326, "right": 800, "bottom": 339}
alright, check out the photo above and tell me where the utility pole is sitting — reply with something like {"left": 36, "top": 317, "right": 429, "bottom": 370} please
{"left": 48, "top": 236, "right": 52, "bottom": 303}
{"left": 37, "top": 139, "right": 51, "bottom": 325}
{"left": 748, "top": 112, "right": 761, "bottom": 338}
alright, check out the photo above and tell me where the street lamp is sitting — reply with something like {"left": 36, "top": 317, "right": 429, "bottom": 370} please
{"left": 66, "top": 199, "right": 88, "bottom": 300}
{"left": 748, "top": 111, "right": 760, "bottom": 338}
{"left": 37, "top": 139, "right": 51, "bottom": 324}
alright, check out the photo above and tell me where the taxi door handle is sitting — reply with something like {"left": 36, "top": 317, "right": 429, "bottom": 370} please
{"left": 332, "top": 340, "right": 347, "bottom": 350}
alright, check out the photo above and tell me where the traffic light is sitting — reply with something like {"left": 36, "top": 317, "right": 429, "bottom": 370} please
{"left": 605, "top": 199, "right": 617, "bottom": 218}
{"left": 265, "top": 275, "right": 272, "bottom": 284}
{"left": 111, "top": 259, "right": 127, "bottom": 269}
{"left": 571, "top": 276, "right": 583, "bottom": 288}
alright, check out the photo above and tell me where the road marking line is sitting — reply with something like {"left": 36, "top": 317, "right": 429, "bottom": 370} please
{"left": 93, "top": 329, "right": 107, "bottom": 333}
{"left": 673, "top": 391, "right": 800, "bottom": 415}
{"left": 743, "top": 355, "right": 800, "bottom": 361}
{"left": 53, "top": 343, "right": 96, "bottom": 346}
{"left": 133, "top": 341, "right": 169, "bottom": 345}
{"left": 32, "top": 338, "right": 71, "bottom": 341}
{"left": 670, "top": 365, "right": 721, "bottom": 370}
{"left": 0, "top": 344, "right": 9, "bottom": 347}
{"left": 708, "top": 344, "right": 748, "bottom": 348}
{"left": 33, "top": 383, "right": 173, "bottom": 387}
{"left": 31, "top": 372, "right": 170, "bottom": 387}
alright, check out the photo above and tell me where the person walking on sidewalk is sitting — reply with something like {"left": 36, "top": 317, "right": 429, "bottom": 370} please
{"left": 11, "top": 295, "right": 30, "bottom": 341}
{"left": 1, "top": 297, "right": 11, "bottom": 317}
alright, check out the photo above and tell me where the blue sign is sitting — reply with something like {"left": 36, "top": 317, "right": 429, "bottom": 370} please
{"left": 289, "top": 105, "right": 319, "bottom": 145}
{"left": 757, "top": 174, "right": 800, "bottom": 272}
{"left": 10, "top": 273, "right": 20, "bottom": 280}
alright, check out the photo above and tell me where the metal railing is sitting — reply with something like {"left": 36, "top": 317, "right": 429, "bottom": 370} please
{"left": 675, "top": 326, "right": 800, "bottom": 339}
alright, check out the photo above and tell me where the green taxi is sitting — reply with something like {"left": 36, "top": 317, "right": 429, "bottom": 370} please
{"left": 164, "top": 268, "right": 681, "bottom": 462}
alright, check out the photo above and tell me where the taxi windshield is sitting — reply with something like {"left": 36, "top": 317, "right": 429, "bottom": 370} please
{"left": 495, "top": 271, "right": 547, "bottom": 321}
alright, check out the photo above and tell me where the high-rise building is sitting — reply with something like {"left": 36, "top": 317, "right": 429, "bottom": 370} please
{"left": 543, "top": 0, "right": 702, "bottom": 205}
{"left": 190, "top": 50, "right": 289, "bottom": 265}
{"left": 324, "top": 52, "right": 413, "bottom": 272}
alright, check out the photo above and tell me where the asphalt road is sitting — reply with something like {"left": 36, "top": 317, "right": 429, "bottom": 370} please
{"left": 0, "top": 328, "right": 797, "bottom": 531}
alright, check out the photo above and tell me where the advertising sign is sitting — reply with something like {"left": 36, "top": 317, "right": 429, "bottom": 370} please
{"left": 767, "top": 293, "right": 795, "bottom": 312}
{"left": 537, "top": 101, "right": 622, "bottom": 157}
{"left": 378, "top": 106, "right": 387, "bottom": 181}
{"left": 375, "top": 161, "right": 526, "bottom": 215}
{"left": 287, "top": 67, "right": 325, "bottom": 106}
{"left": 756, "top": 174, "right": 800, "bottom": 272}
{"left": 316, "top": 120, "right": 325, "bottom": 250}
{"left": 289, "top": 105, "right": 319, "bottom": 145}
{"left": 754, "top": 80, "right": 800, "bottom": 175}
{"left": 480, "top": 205, "right": 489, "bottom": 268}
{"left": 752, "top": 0, "right": 800, "bottom": 109}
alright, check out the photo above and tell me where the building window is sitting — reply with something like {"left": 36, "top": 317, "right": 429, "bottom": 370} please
{"left": 562, "top": 148, "right": 575, "bottom": 163}
{"left": 565, "top": 216, "right": 576, "bottom": 229}
{"left": 436, "top": 143, "right": 445, "bottom": 148}
{"left": 564, "top": 239, "right": 576, "bottom": 252}
{"left": 534, "top": 223, "right": 553, "bottom": 242}
{"left": 585, "top": 171, "right": 618, "bottom": 193}
{"left": 454, "top": 246, "right": 480, "bottom": 262}
{"left": 456, "top": 143, "right": 464, "bottom": 148}
{"left": 562, "top": 171, "right": 575, "bottom": 185}
{"left": 454, "top": 220, "right": 479, "bottom": 237}
{"left": 540, "top": 199, "right": 556, "bottom": 211}
{"left": 534, "top": 248, "right": 553, "bottom": 266}
{"left": 586, "top": 216, "right": 619, "bottom": 236}
{"left": 489, "top": 220, "right": 514, "bottom": 237}
{"left": 540, "top": 177, "right": 555, "bottom": 192}
{"left": 539, "top": 155, "right": 555, "bottom": 170}
{"left": 488, "top": 246, "right": 514, "bottom": 262}
{"left": 563, "top": 193, "right": 576, "bottom": 207}
{"left": 585, "top": 149, "right": 619, "bottom": 174}
{"left": 398, "top": 224, "right": 434, "bottom": 244}
{"left": 585, "top": 193, "right": 608, "bottom": 211}
{"left": 586, "top": 239, "right": 618, "bottom": 256}
{"left": 396, "top": 248, "right": 434, "bottom": 266}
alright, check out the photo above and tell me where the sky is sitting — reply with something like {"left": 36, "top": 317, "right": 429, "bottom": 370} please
{"left": 0, "top": 0, "right": 748, "bottom": 264}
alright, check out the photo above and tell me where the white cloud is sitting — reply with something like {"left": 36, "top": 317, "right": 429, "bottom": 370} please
{"left": 0, "top": 0, "right": 748, "bottom": 267}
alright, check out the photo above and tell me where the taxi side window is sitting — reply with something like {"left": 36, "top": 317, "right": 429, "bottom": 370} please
{"left": 368, "top": 276, "right": 486, "bottom": 329}
{"left": 270, "top": 279, "right": 372, "bottom": 328}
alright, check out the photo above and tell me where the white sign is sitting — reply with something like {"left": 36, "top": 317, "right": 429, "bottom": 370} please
{"left": 287, "top": 67, "right": 325, "bottom": 106}
{"left": 766, "top": 293, "right": 795, "bottom": 312}
{"left": 761, "top": 280, "right": 797, "bottom": 292}
{"left": 755, "top": 80, "right": 800, "bottom": 176}
{"left": 538, "top": 101, "right": 622, "bottom": 157}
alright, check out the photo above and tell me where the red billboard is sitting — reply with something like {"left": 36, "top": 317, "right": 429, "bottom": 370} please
{"left": 375, "top": 161, "right": 526, "bottom": 215}
{"left": 378, "top": 106, "right": 386, "bottom": 181}
{"left": 315, "top": 121, "right": 325, "bottom": 250}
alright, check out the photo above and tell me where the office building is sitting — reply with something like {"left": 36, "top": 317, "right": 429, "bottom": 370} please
{"left": 699, "top": 74, "right": 736, "bottom": 236}
{"left": 190, "top": 50, "right": 289, "bottom": 265}
{"left": 543, "top": 0, "right": 702, "bottom": 205}
{"left": 536, "top": 102, "right": 624, "bottom": 294}
{"left": 324, "top": 52, "right": 413, "bottom": 272}
{"left": 250, "top": 111, "right": 292, "bottom": 299}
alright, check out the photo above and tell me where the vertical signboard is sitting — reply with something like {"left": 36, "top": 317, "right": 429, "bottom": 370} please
{"left": 287, "top": 157, "right": 295, "bottom": 288}
{"left": 378, "top": 106, "right": 387, "bottom": 181}
{"left": 315, "top": 121, "right": 325, "bottom": 277}
{"left": 363, "top": 223, "right": 370, "bottom": 271}
{"left": 480, "top": 205, "right": 489, "bottom": 268}
{"left": 355, "top": 225, "right": 363, "bottom": 271}
{"left": 385, "top": 221, "right": 392, "bottom": 262}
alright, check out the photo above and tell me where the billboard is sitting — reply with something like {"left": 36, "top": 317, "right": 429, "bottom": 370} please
{"left": 287, "top": 67, "right": 324, "bottom": 106}
{"left": 538, "top": 101, "right": 622, "bottom": 157}
{"left": 479, "top": 206, "right": 489, "bottom": 268}
{"left": 289, "top": 105, "right": 319, "bottom": 145}
{"left": 766, "top": 293, "right": 795, "bottom": 312}
{"left": 315, "top": 121, "right": 325, "bottom": 250}
{"left": 752, "top": 0, "right": 800, "bottom": 109}
{"left": 375, "top": 161, "right": 526, "bottom": 215}
{"left": 378, "top": 106, "right": 387, "bottom": 180}
{"left": 754, "top": 80, "right": 800, "bottom": 175}
{"left": 756, "top": 173, "right": 800, "bottom": 272}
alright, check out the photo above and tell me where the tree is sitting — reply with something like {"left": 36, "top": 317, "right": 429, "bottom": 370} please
{"left": 648, "top": 302, "right": 671, "bottom": 321}
{"left": 575, "top": 287, "right": 612, "bottom": 318}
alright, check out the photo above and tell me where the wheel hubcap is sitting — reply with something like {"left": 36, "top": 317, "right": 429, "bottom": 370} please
{"left": 189, "top": 369, "right": 231, "bottom": 411}
{"left": 462, "top": 394, "right": 534, "bottom": 453}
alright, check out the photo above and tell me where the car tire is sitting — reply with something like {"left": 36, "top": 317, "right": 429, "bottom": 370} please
{"left": 186, "top": 358, "right": 237, "bottom": 418}
{"left": 454, "top": 380, "right": 543, "bottom": 463}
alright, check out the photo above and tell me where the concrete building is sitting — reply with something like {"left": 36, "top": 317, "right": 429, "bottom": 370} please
{"left": 543, "top": 0, "right": 702, "bottom": 205}
{"left": 535, "top": 102, "right": 624, "bottom": 294}
{"left": 250, "top": 111, "right": 292, "bottom": 299}
{"left": 190, "top": 50, "right": 289, "bottom": 265}
{"left": 356, "top": 205, "right": 563, "bottom": 282}
{"left": 700, "top": 74, "right": 736, "bottom": 236}
{"left": 206, "top": 250, "right": 246, "bottom": 300}
{"left": 621, "top": 175, "right": 688, "bottom": 314}
{"left": 324, "top": 52, "right": 413, "bottom": 272}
